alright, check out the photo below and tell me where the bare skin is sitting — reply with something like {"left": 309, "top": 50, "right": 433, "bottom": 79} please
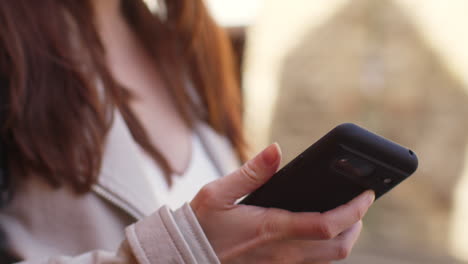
{"left": 191, "top": 143, "right": 374, "bottom": 263}
{"left": 93, "top": 0, "right": 192, "bottom": 175}
{"left": 92, "top": 1, "right": 375, "bottom": 263}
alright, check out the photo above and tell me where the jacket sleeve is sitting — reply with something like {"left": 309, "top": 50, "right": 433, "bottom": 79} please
{"left": 18, "top": 204, "right": 220, "bottom": 264}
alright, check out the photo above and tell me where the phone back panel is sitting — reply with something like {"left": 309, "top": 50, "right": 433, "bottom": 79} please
{"left": 240, "top": 123, "right": 418, "bottom": 212}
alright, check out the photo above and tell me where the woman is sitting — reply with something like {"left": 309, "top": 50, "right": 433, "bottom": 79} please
{"left": 0, "top": 0, "right": 374, "bottom": 263}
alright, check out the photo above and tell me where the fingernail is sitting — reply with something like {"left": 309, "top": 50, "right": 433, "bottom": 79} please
{"left": 261, "top": 143, "right": 281, "bottom": 166}
{"left": 366, "top": 190, "right": 375, "bottom": 205}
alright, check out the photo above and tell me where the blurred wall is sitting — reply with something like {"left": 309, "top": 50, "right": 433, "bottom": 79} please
{"left": 243, "top": 0, "right": 468, "bottom": 263}
{"left": 243, "top": 0, "right": 349, "bottom": 154}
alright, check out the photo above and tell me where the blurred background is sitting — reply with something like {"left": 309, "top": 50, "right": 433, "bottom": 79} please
{"left": 163, "top": 0, "right": 468, "bottom": 262}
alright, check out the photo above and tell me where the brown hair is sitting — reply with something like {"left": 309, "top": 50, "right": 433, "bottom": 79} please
{"left": 0, "top": 0, "right": 246, "bottom": 192}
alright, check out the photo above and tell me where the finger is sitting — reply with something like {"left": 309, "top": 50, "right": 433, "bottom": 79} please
{"left": 301, "top": 221, "right": 363, "bottom": 262}
{"left": 267, "top": 222, "right": 361, "bottom": 263}
{"left": 209, "top": 143, "right": 282, "bottom": 204}
{"left": 321, "top": 190, "right": 374, "bottom": 234}
{"left": 283, "top": 190, "right": 373, "bottom": 240}
{"left": 238, "top": 221, "right": 361, "bottom": 264}
{"left": 337, "top": 220, "right": 362, "bottom": 248}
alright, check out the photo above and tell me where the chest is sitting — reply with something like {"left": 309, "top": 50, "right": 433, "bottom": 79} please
{"left": 140, "top": 133, "right": 220, "bottom": 210}
{"left": 101, "top": 22, "right": 192, "bottom": 174}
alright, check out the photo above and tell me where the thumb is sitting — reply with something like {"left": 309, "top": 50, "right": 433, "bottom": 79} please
{"left": 211, "top": 143, "right": 282, "bottom": 205}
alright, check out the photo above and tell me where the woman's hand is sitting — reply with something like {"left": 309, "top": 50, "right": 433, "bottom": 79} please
{"left": 191, "top": 143, "right": 375, "bottom": 263}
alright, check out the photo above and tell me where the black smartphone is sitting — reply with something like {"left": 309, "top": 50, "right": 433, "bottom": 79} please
{"left": 239, "top": 123, "right": 418, "bottom": 212}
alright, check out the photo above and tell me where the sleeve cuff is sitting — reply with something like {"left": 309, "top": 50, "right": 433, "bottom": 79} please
{"left": 173, "top": 203, "right": 220, "bottom": 263}
{"left": 125, "top": 204, "right": 220, "bottom": 264}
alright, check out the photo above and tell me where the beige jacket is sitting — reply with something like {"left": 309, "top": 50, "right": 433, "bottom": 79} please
{"left": 0, "top": 111, "right": 240, "bottom": 263}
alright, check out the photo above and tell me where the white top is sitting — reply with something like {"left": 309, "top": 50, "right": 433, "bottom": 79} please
{"left": 140, "top": 133, "right": 221, "bottom": 210}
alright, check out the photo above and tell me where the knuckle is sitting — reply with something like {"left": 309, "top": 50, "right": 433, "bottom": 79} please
{"left": 195, "top": 183, "right": 218, "bottom": 206}
{"left": 315, "top": 219, "right": 335, "bottom": 240}
{"left": 279, "top": 252, "right": 303, "bottom": 264}
{"left": 264, "top": 246, "right": 303, "bottom": 264}
{"left": 258, "top": 219, "right": 281, "bottom": 241}
{"left": 240, "top": 161, "right": 260, "bottom": 185}
{"left": 336, "top": 202, "right": 365, "bottom": 224}
{"left": 354, "top": 205, "right": 366, "bottom": 221}
{"left": 257, "top": 209, "right": 288, "bottom": 242}
{"left": 344, "top": 202, "right": 366, "bottom": 222}
{"left": 285, "top": 248, "right": 305, "bottom": 263}
{"left": 334, "top": 244, "right": 352, "bottom": 260}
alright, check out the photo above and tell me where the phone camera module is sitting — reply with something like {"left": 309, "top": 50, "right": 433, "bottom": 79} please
{"left": 383, "top": 177, "right": 393, "bottom": 185}
{"left": 333, "top": 156, "right": 375, "bottom": 179}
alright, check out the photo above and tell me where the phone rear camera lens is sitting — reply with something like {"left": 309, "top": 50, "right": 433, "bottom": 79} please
{"left": 338, "top": 158, "right": 349, "bottom": 164}
{"left": 334, "top": 156, "right": 375, "bottom": 178}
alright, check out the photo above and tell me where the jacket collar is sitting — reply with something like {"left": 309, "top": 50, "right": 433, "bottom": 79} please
{"left": 94, "top": 111, "right": 160, "bottom": 219}
{"left": 94, "top": 110, "right": 240, "bottom": 219}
